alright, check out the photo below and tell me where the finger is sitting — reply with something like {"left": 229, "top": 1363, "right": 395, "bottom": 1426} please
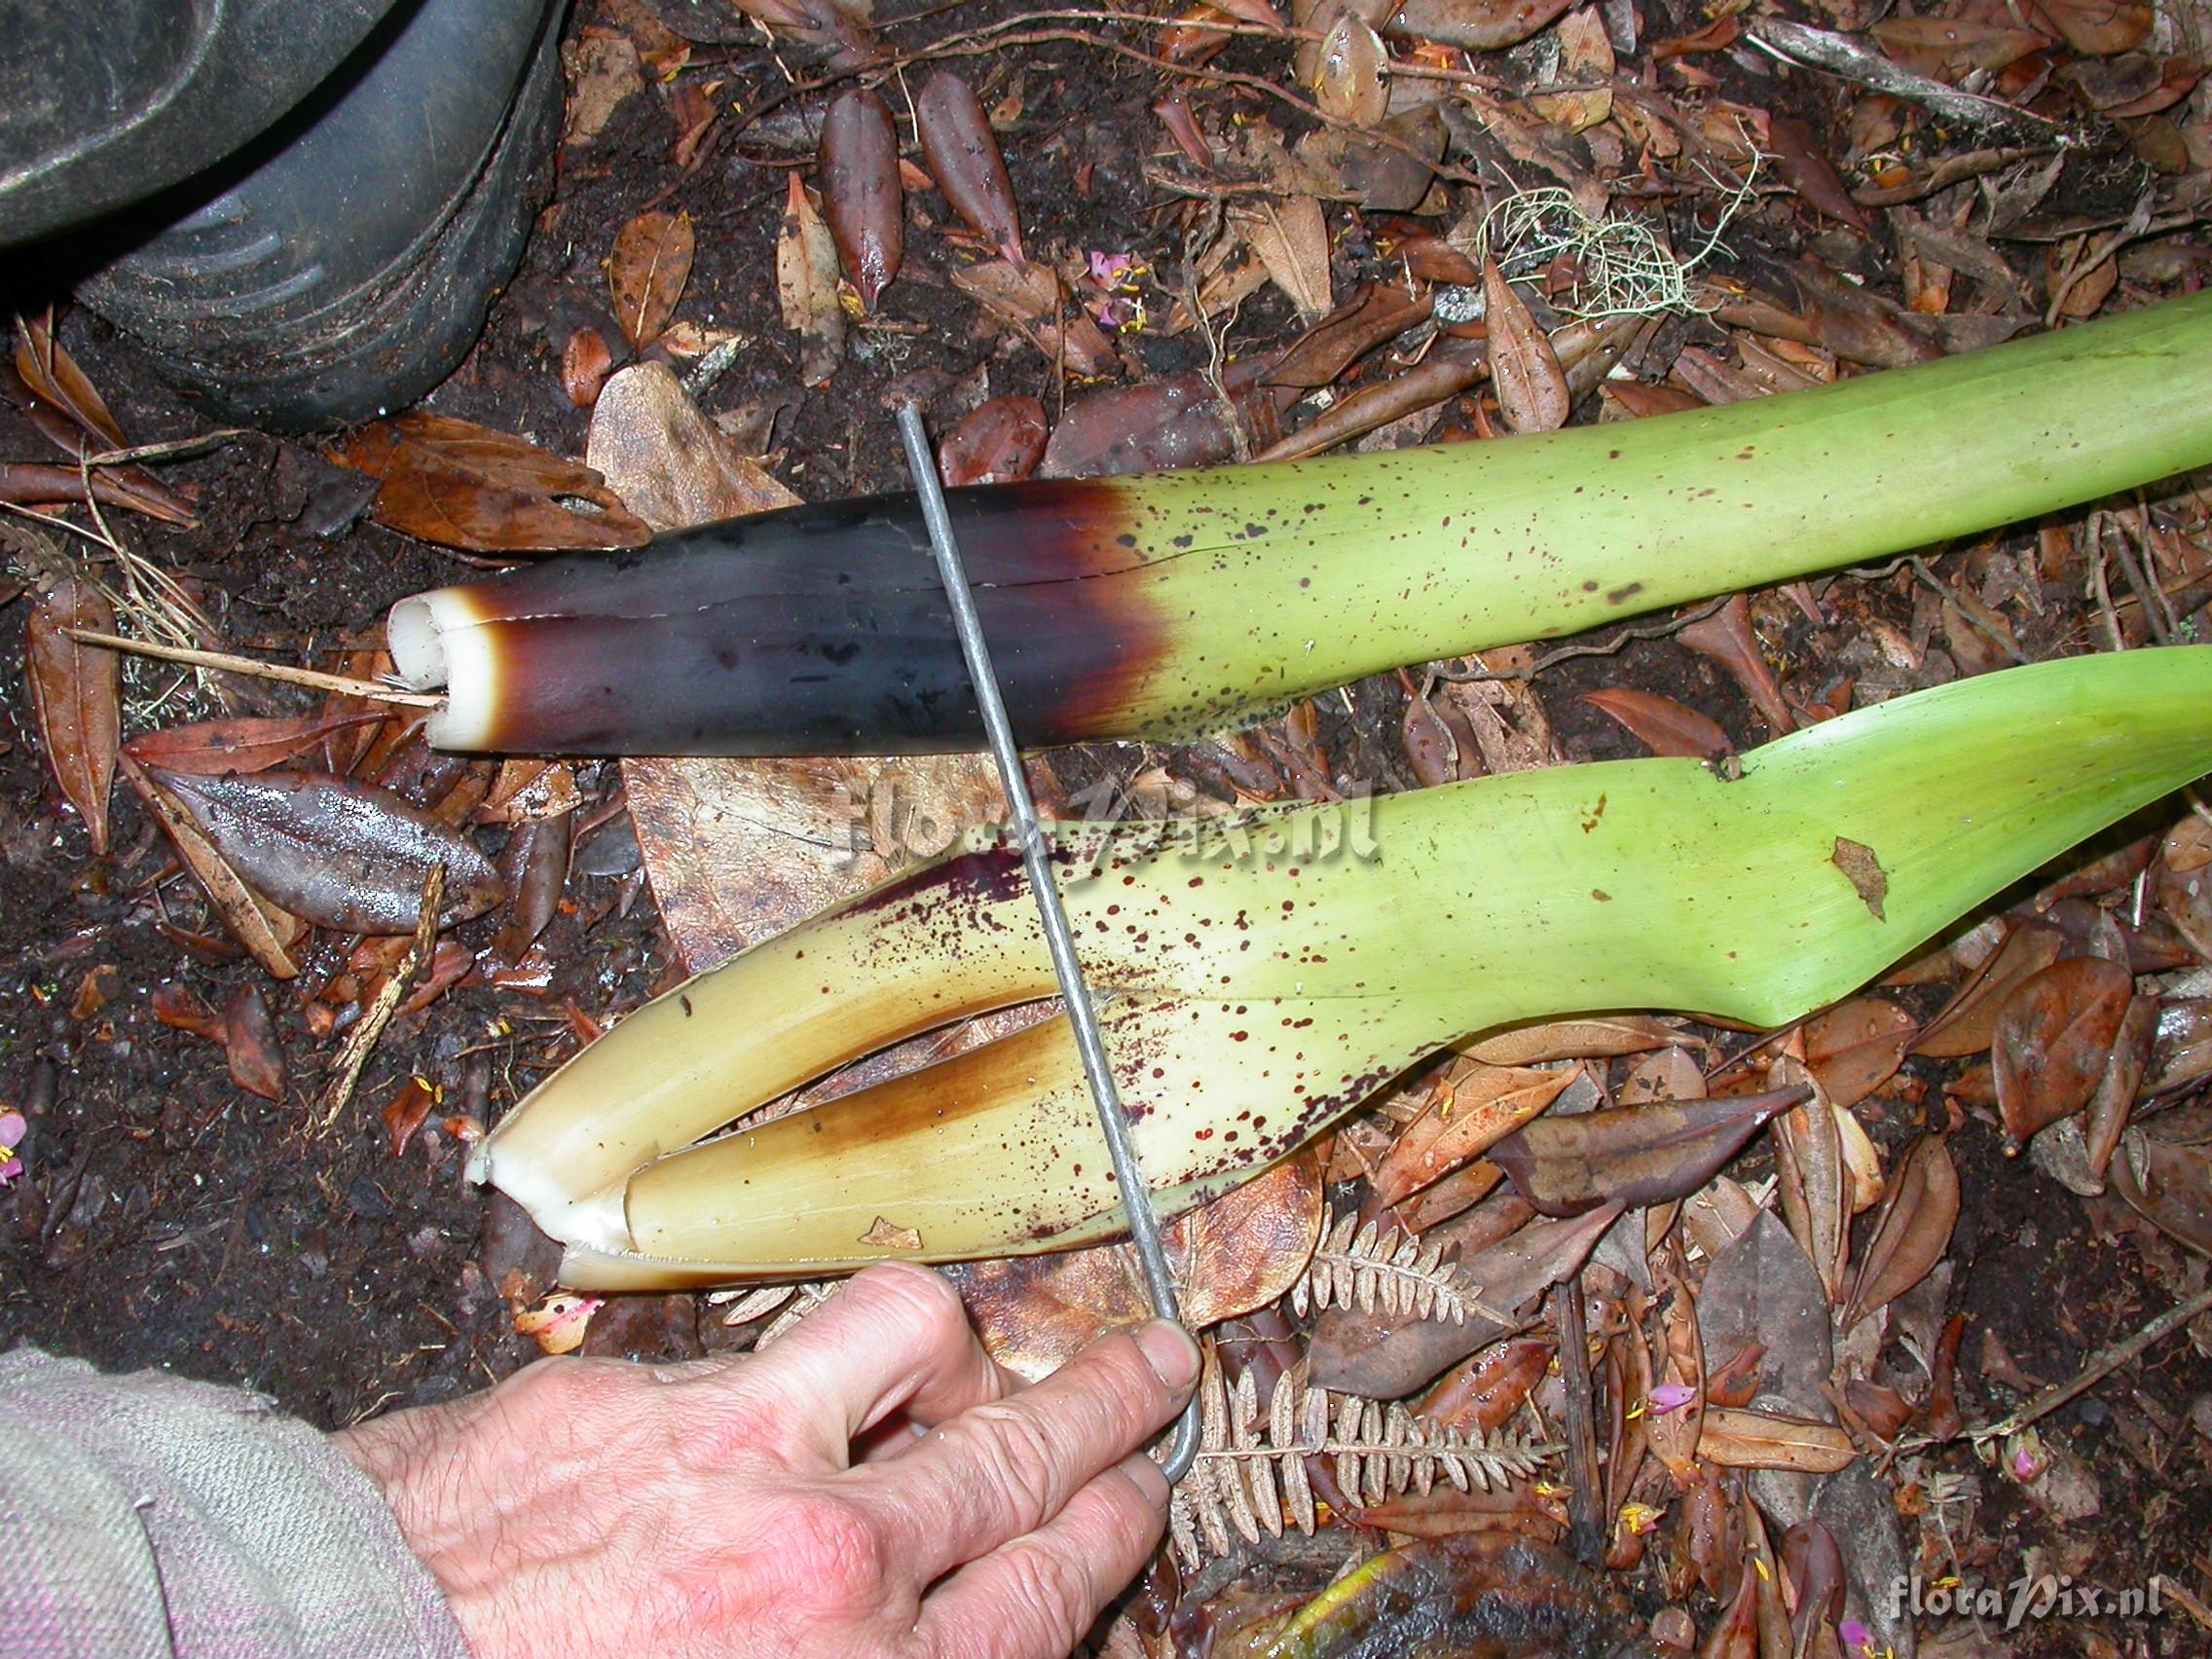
{"left": 711, "top": 1264, "right": 1009, "bottom": 1458}
{"left": 855, "top": 1320, "right": 1197, "bottom": 1579}
{"left": 915, "top": 1455, "right": 1169, "bottom": 1659}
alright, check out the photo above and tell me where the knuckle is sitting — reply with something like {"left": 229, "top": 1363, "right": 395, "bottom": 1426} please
{"left": 849, "top": 1263, "right": 969, "bottom": 1343}
{"left": 779, "top": 1489, "right": 885, "bottom": 1598}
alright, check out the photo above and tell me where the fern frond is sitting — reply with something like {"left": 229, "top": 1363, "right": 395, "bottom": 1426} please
{"left": 1168, "top": 1344, "right": 1549, "bottom": 1568}
{"left": 1292, "top": 1206, "right": 1510, "bottom": 1325}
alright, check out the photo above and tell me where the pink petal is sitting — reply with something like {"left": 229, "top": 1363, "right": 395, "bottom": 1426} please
{"left": 1649, "top": 1382, "right": 1698, "bottom": 1414}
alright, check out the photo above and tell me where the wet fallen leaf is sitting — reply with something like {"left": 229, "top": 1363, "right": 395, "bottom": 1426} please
{"left": 1803, "top": 998, "right": 1918, "bottom": 1110}
{"left": 938, "top": 395, "right": 1050, "bottom": 486}
{"left": 1992, "top": 956, "right": 2134, "bottom": 1147}
{"left": 223, "top": 985, "right": 285, "bottom": 1102}
{"left": 1772, "top": 1077, "right": 1850, "bottom": 1304}
{"left": 950, "top": 260, "right": 1118, "bottom": 377}
{"left": 1582, "top": 688, "right": 1732, "bottom": 760}
{"left": 1414, "top": 1336, "right": 1552, "bottom": 1432}
{"left": 14, "top": 314, "right": 125, "bottom": 448}
{"left": 125, "top": 757, "right": 303, "bottom": 978}
{"left": 8, "top": 317, "right": 196, "bottom": 525}
{"left": 1482, "top": 260, "right": 1569, "bottom": 434}
{"left": 776, "top": 174, "right": 847, "bottom": 388}
{"left": 141, "top": 766, "right": 503, "bottom": 935}
{"left": 327, "top": 413, "right": 649, "bottom": 552}
{"left": 608, "top": 209, "right": 694, "bottom": 350}
{"left": 382, "top": 1077, "right": 435, "bottom": 1157}
{"left": 728, "top": 0, "right": 883, "bottom": 67}
{"left": 493, "top": 809, "right": 571, "bottom": 963}
{"left": 1038, "top": 374, "right": 1244, "bottom": 478}
{"left": 1372, "top": 1064, "right": 1578, "bottom": 1207}
{"left": 2083, "top": 993, "right": 2157, "bottom": 1177}
{"left": 2110, "top": 1103, "right": 2212, "bottom": 1255}
{"left": 916, "top": 71, "right": 1023, "bottom": 265}
{"left": 818, "top": 90, "right": 903, "bottom": 310}
{"left": 1841, "top": 1134, "right": 1957, "bottom": 1329}
{"left": 1309, "top": 11, "right": 1390, "bottom": 127}
{"left": 123, "top": 710, "right": 387, "bottom": 778}
{"left": 1489, "top": 1088, "right": 1804, "bottom": 1216}
{"left": 25, "top": 575, "right": 119, "bottom": 854}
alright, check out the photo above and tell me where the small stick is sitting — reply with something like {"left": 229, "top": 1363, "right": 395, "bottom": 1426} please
{"left": 315, "top": 864, "right": 445, "bottom": 1136}
{"left": 1553, "top": 1277, "right": 1604, "bottom": 1567}
{"left": 62, "top": 629, "right": 441, "bottom": 707}
{"left": 1974, "top": 1282, "right": 2212, "bottom": 1445}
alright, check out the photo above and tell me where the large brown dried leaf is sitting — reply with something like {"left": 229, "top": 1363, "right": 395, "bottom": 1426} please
{"left": 14, "top": 314, "right": 124, "bottom": 447}
{"left": 142, "top": 767, "right": 503, "bottom": 935}
{"left": 818, "top": 91, "right": 903, "bottom": 310}
{"left": 1841, "top": 1135, "right": 1957, "bottom": 1329}
{"left": 1803, "top": 999, "right": 1918, "bottom": 1110}
{"left": 2083, "top": 995, "right": 2157, "bottom": 1177}
{"left": 915, "top": 72, "right": 1023, "bottom": 266}
{"left": 1698, "top": 1407, "right": 1856, "bottom": 1472}
{"left": 728, "top": 0, "right": 883, "bottom": 68}
{"left": 1677, "top": 594, "right": 1794, "bottom": 734}
{"left": 776, "top": 174, "right": 847, "bottom": 388}
{"left": 1483, "top": 261, "right": 1568, "bottom": 434}
{"left": 584, "top": 363, "right": 793, "bottom": 533}
{"left": 608, "top": 209, "right": 695, "bottom": 350}
{"left": 2035, "top": 0, "right": 2152, "bottom": 55}
{"left": 1372, "top": 1064, "right": 1577, "bottom": 1207}
{"left": 1582, "top": 688, "right": 1732, "bottom": 760}
{"left": 1992, "top": 957, "right": 2134, "bottom": 1147}
{"left": 1309, "top": 1202, "right": 1622, "bottom": 1396}
{"left": 949, "top": 1151, "right": 1324, "bottom": 1380}
{"left": 1913, "top": 917, "right": 2066, "bottom": 1057}
{"left": 1489, "top": 1088, "right": 1803, "bottom": 1217}
{"left": 327, "top": 414, "right": 649, "bottom": 552}
{"left": 124, "top": 711, "right": 387, "bottom": 778}
{"left": 224, "top": 985, "right": 286, "bottom": 1102}
{"left": 25, "top": 576, "right": 119, "bottom": 854}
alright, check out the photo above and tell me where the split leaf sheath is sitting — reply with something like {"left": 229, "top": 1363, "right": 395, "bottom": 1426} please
{"left": 391, "top": 294, "right": 2212, "bottom": 756}
{"left": 476, "top": 649, "right": 2212, "bottom": 1286}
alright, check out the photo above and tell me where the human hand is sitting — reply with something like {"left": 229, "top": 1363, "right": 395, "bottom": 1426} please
{"left": 335, "top": 1263, "right": 1198, "bottom": 1659}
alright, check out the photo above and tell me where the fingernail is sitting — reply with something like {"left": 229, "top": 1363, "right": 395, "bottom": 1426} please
{"left": 1134, "top": 1320, "right": 1199, "bottom": 1391}
{"left": 1116, "top": 1451, "right": 1171, "bottom": 1508}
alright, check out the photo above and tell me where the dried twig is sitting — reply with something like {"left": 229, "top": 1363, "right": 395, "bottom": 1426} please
{"left": 315, "top": 864, "right": 445, "bottom": 1135}
{"left": 61, "top": 631, "right": 441, "bottom": 706}
{"left": 1749, "top": 20, "right": 2066, "bottom": 148}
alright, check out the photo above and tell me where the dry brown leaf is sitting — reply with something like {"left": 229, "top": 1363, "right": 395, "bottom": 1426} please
{"left": 776, "top": 174, "right": 847, "bottom": 388}
{"left": 950, "top": 259, "right": 1119, "bottom": 377}
{"left": 1772, "top": 1069, "right": 1849, "bottom": 1304}
{"left": 585, "top": 362, "right": 792, "bottom": 532}
{"left": 223, "top": 985, "right": 286, "bottom": 1103}
{"left": 1803, "top": 998, "right": 1918, "bottom": 1110}
{"left": 1697, "top": 1406, "right": 1856, "bottom": 1473}
{"left": 1463, "top": 1018, "right": 1682, "bottom": 1068}
{"left": 916, "top": 71, "right": 1024, "bottom": 265}
{"left": 14, "top": 314, "right": 125, "bottom": 447}
{"left": 1644, "top": 1289, "right": 1707, "bottom": 1487}
{"left": 123, "top": 711, "right": 386, "bottom": 779}
{"left": 1373, "top": 1064, "right": 1577, "bottom": 1206}
{"left": 561, "top": 32, "right": 643, "bottom": 147}
{"left": 1582, "top": 688, "right": 1732, "bottom": 760}
{"left": 1387, "top": 0, "right": 1575, "bottom": 50}
{"left": 1234, "top": 196, "right": 1333, "bottom": 322}
{"left": 1992, "top": 956, "right": 2134, "bottom": 1147}
{"left": 1483, "top": 261, "right": 1568, "bottom": 434}
{"left": 1488, "top": 1088, "right": 1802, "bottom": 1216}
{"left": 608, "top": 209, "right": 695, "bottom": 350}
{"left": 327, "top": 413, "right": 650, "bottom": 552}
{"left": 1841, "top": 1134, "right": 1957, "bottom": 1329}
{"left": 25, "top": 575, "right": 119, "bottom": 854}
{"left": 938, "top": 396, "right": 1050, "bottom": 486}
{"left": 1914, "top": 918, "right": 2066, "bottom": 1057}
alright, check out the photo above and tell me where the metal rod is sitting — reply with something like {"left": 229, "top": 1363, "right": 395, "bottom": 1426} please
{"left": 897, "top": 403, "right": 1202, "bottom": 1484}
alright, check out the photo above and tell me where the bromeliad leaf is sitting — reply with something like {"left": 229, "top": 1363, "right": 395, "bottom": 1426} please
{"left": 141, "top": 766, "right": 503, "bottom": 934}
